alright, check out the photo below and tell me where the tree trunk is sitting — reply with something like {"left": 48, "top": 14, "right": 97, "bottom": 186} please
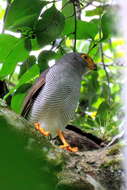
{"left": 0, "top": 100, "right": 124, "bottom": 190}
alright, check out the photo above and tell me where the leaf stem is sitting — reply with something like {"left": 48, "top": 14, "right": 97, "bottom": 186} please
{"left": 73, "top": 2, "right": 77, "bottom": 52}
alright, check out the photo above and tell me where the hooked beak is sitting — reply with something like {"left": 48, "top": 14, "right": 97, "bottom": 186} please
{"left": 87, "top": 61, "right": 97, "bottom": 71}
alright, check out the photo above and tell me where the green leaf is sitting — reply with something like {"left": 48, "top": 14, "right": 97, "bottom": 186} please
{"left": 62, "top": 0, "right": 74, "bottom": 38}
{"left": 31, "top": 38, "right": 40, "bottom": 50}
{"left": 18, "top": 64, "right": 39, "bottom": 87}
{"left": 62, "top": 0, "right": 73, "bottom": 17}
{"left": 4, "top": 64, "right": 40, "bottom": 100}
{"left": 11, "top": 93, "right": 26, "bottom": 114}
{"left": 19, "top": 55, "right": 36, "bottom": 78}
{"left": 0, "top": 34, "right": 29, "bottom": 78}
{"left": 101, "top": 83, "right": 110, "bottom": 99}
{"left": 35, "top": 6, "right": 65, "bottom": 46}
{"left": 95, "top": 101, "right": 110, "bottom": 125}
{"left": 5, "top": 0, "right": 47, "bottom": 31}
{"left": 101, "top": 9, "right": 118, "bottom": 40}
{"left": 63, "top": 19, "right": 99, "bottom": 40}
{"left": 85, "top": 6, "right": 105, "bottom": 16}
{"left": 11, "top": 83, "right": 32, "bottom": 113}
{"left": 38, "top": 50, "right": 56, "bottom": 72}
{"left": 24, "top": 38, "right": 32, "bottom": 51}
{"left": 0, "top": 109, "right": 59, "bottom": 190}
{"left": 77, "top": 19, "right": 99, "bottom": 39}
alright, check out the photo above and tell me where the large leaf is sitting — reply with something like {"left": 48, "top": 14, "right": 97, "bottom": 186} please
{"left": 17, "top": 64, "right": 40, "bottom": 87}
{"left": 11, "top": 83, "right": 32, "bottom": 113}
{"left": 101, "top": 7, "right": 119, "bottom": 40}
{"left": 85, "top": 6, "right": 105, "bottom": 16}
{"left": 62, "top": 0, "right": 74, "bottom": 38}
{"left": 5, "top": 0, "right": 47, "bottom": 31}
{"left": 63, "top": 19, "right": 99, "bottom": 40}
{"left": 62, "top": 0, "right": 99, "bottom": 40}
{"left": 62, "top": 0, "right": 73, "bottom": 17}
{"left": 11, "top": 93, "right": 26, "bottom": 114}
{"left": 38, "top": 50, "right": 56, "bottom": 72}
{"left": 35, "top": 6, "right": 65, "bottom": 46}
{"left": 0, "top": 34, "right": 29, "bottom": 78}
{"left": 19, "top": 55, "right": 36, "bottom": 78}
{"left": 4, "top": 64, "right": 40, "bottom": 100}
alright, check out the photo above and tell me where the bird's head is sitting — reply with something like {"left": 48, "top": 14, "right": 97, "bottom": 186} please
{"left": 63, "top": 52, "right": 97, "bottom": 75}
{"left": 80, "top": 53, "right": 97, "bottom": 71}
{"left": 61, "top": 52, "right": 97, "bottom": 76}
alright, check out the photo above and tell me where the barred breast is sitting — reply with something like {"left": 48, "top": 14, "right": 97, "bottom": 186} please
{"left": 30, "top": 63, "right": 81, "bottom": 136}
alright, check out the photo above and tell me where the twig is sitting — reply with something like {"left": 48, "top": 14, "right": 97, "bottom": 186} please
{"left": 62, "top": 0, "right": 77, "bottom": 52}
{"left": 62, "top": 0, "right": 70, "bottom": 10}
{"left": 53, "top": 38, "right": 65, "bottom": 51}
{"left": 53, "top": 0, "right": 56, "bottom": 5}
{"left": 104, "top": 53, "right": 114, "bottom": 60}
{"left": 65, "top": 13, "right": 75, "bottom": 19}
{"left": 100, "top": 44, "right": 111, "bottom": 103}
{"left": 47, "top": 0, "right": 62, "bottom": 5}
{"left": 53, "top": 32, "right": 75, "bottom": 51}
{"left": 5, "top": 80, "right": 15, "bottom": 87}
{"left": 80, "top": 2, "right": 93, "bottom": 10}
{"left": 99, "top": 14, "right": 111, "bottom": 103}
{"left": 88, "top": 41, "right": 98, "bottom": 54}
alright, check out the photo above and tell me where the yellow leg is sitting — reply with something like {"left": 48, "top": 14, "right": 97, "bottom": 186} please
{"left": 57, "top": 129, "right": 78, "bottom": 152}
{"left": 34, "top": 123, "right": 51, "bottom": 137}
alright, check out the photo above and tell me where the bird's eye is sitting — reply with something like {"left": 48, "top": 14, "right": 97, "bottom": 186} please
{"left": 81, "top": 54, "right": 88, "bottom": 60}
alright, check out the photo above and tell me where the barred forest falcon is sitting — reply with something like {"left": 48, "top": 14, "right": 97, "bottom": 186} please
{"left": 21, "top": 52, "right": 97, "bottom": 152}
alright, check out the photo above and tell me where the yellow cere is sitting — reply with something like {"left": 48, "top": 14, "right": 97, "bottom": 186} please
{"left": 81, "top": 54, "right": 96, "bottom": 70}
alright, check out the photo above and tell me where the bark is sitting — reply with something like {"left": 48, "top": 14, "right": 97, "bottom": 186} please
{"left": 0, "top": 100, "right": 124, "bottom": 190}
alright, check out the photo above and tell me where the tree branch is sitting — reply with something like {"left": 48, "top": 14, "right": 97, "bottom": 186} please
{"left": 0, "top": 102, "right": 124, "bottom": 190}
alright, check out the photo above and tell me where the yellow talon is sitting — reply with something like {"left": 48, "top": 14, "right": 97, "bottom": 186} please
{"left": 34, "top": 123, "right": 51, "bottom": 137}
{"left": 57, "top": 129, "right": 78, "bottom": 152}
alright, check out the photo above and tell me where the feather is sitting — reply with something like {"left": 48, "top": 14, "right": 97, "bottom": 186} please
{"left": 21, "top": 68, "right": 49, "bottom": 118}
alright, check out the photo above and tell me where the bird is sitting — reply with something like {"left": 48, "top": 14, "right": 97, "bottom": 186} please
{"left": 21, "top": 52, "right": 97, "bottom": 152}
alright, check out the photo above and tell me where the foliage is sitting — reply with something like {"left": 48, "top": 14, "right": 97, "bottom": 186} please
{"left": 0, "top": 104, "right": 61, "bottom": 190}
{"left": 0, "top": 0, "right": 123, "bottom": 140}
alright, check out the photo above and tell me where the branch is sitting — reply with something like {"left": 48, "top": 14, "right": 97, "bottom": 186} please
{"left": 0, "top": 102, "right": 124, "bottom": 190}
{"left": 53, "top": 32, "right": 75, "bottom": 52}
{"left": 99, "top": 15, "right": 111, "bottom": 103}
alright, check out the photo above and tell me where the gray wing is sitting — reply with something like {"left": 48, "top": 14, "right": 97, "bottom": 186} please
{"left": 21, "top": 68, "right": 49, "bottom": 118}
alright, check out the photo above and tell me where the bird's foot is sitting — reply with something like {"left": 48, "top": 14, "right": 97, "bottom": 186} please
{"left": 57, "top": 129, "right": 78, "bottom": 152}
{"left": 59, "top": 144, "right": 78, "bottom": 152}
{"left": 34, "top": 123, "right": 51, "bottom": 137}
